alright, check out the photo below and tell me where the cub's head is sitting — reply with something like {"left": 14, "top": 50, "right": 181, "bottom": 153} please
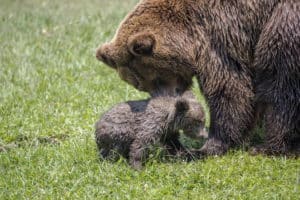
{"left": 172, "top": 94, "right": 207, "bottom": 139}
{"left": 96, "top": 0, "right": 204, "bottom": 97}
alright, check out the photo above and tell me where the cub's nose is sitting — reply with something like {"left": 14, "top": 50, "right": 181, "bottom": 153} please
{"left": 96, "top": 44, "right": 117, "bottom": 68}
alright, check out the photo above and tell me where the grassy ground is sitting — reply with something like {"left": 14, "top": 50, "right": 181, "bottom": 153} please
{"left": 0, "top": 0, "right": 299, "bottom": 199}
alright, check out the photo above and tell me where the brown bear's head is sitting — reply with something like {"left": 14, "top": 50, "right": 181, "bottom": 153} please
{"left": 96, "top": 0, "right": 204, "bottom": 97}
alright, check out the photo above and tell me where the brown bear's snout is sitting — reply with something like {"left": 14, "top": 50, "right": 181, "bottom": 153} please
{"left": 96, "top": 43, "right": 117, "bottom": 68}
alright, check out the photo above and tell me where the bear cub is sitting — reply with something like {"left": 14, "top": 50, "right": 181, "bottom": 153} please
{"left": 95, "top": 91, "right": 206, "bottom": 169}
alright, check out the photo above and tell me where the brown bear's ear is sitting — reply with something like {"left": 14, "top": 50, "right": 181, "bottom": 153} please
{"left": 128, "top": 33, "right": 155, "bottom": 56}
{"left": 175, "top": 99, "right": 189, "bottom": 114}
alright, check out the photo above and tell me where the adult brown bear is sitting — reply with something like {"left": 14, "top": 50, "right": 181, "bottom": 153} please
{"left": 96, "top": 0, "right": 300, "bottom": 156}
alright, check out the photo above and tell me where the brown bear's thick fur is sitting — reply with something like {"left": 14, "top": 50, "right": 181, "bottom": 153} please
{"left": 96, "top": 0, "right": 300, "bottom": 156}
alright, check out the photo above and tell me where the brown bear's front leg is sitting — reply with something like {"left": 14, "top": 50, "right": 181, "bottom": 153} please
{"left": 251, "top": 1, "right": 300, "bottom": 155}
{"left": 200, "top": 89, "right": 254, "bottom": 155}
{"left": 197, "top": 52, "right": 255, "bottom": 156}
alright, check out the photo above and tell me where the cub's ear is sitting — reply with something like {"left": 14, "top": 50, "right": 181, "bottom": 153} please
{"left": 175, "top": 99, "right": 189, "bottom": 114}
{"left": 128, "top": 33, "right": 155, "bottom": 56}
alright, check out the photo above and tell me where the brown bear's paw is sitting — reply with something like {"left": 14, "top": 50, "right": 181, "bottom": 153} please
{"left": 198, "top": 138, "right": 229, "bottom": 156}
{"left": 249, "top": 144, "right": 287, "bottom": 156}
{"left": 249, "top": 145, "right": 269, "bottom": 155}
{"left": 250, "top": 144, "right": 300, "bottom": 158}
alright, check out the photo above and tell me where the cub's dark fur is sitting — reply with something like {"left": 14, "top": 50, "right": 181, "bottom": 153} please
{"left": 95, "top": 92, "right": 206, "bottom": 169}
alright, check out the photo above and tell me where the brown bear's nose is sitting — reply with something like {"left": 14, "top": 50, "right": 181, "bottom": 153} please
{"left": 96, "top": 44, "right": 117, "bottom": 68}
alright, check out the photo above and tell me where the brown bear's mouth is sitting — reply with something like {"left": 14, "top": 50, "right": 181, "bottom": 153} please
{"left": 117, "top": 63, "right": 193, "bottom": 97}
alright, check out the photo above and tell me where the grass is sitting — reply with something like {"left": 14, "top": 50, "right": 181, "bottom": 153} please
{"left": 0, "top": 0, "right": 299, "bottom": 199}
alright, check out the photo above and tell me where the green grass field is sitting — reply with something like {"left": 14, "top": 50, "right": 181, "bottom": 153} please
{"left": 0, "top": 0, "right": 299, "bottom": 199}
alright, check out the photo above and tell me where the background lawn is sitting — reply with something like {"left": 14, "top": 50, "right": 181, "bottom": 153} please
{"left": 0, "top": 0, "right": 299, "bottom": 199}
